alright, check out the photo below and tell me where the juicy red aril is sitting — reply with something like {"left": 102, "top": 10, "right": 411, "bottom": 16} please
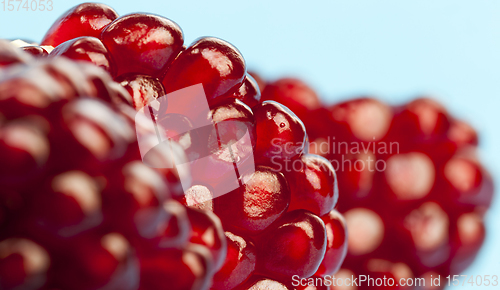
{"left": 211, "top": 231, "right": 256, "bottom": 290}
{"left": 285, "top": 154, "right": 338, "bottom": 216}
{"left": 230, "top": 74, "right": 261, "bottom": 109}
{"left": 447, "top": 118, "right": 478, "bottom": 148}
{"left": 21, "top": 46, "right": 48, "bottom": 57}
{"left": 190, "top": 99, "right": 256, "bottom": 191}
{"left": 54, "top": 232, "right": 138, "bottom": 290}
{"left": 334, "top": 151, "right": 376, "bottom": 209}
{"left": 0, "top": 120, "right": 49, "bottom": 187}
{"left": 50, "top": 37, "right": 116, "bottom": 76}
{"left": 41, "top": 3, "right": 118, "bottom": 47}
{"left": 102, "top": 160, "right": 170, "bottom": 236}
{"left": 162, "top": 37, "right": 246, "bottom": 103}
{"left": 450, "top": 211, "right": 485, "bottom": 273}
{"left": 186, "top": 208, "right": 227, "bottom": 271}
{"left": 260, "top": 78, "right": 321, "bottom": 124}
{"left": 389, "top": 97, "right": 450, "bottom": 144}
{"left": 397, "top": 202, "right": 451, "bottom": 269}
{"left": 0, "top": 40, "right": 33, "bottom": 67}
{"left": 117, "top": 73, "right": 166, "bottom": 110}
{"left": 213, "top": 166, "right": 290, "bottom": 236}
{"left": 253, "top": 101, "right": 307, "bottom": 165}
{"left": 0, "top": 59, "right": 127, "bottom": 121}
{"left": 181, "top": 184, "right": 214, "bottom": 211}
{"left": 256, "top": 209, "right": 327, "bottom": 280}
{"left": 0, "top": 238, "right": 50, "bottom": 290}
{"left": 101, "top": 13, "right": 183, "bottom": 77}
{"left": 330, "top": 98, "right": 393, "bottom": 142}
{"left": 54, "top": 99, "right": 135, "bottom": 172}
{"left": 343, "top": 208, "right": 385, "bottom": 257}
{"left": 315, "top": 210, "right": 348, "bottom": 277}
{"left": 133, "top": 200, "right": 191, "bottom": 250}
{"left": 442, "top": 154, "right": 493, "bottom": 208}
{"left": 139, "top": 245, "right": 212, "bottom": 290}
{"left": 30, "top": 171, "right": 103, "bottom": 237}
{"left": 381, "top": 151, "right": 436, "bottom": 205}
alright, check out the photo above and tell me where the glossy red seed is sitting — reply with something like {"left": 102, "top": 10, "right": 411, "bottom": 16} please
{"left": 186, "top": 208, "right": 227, "bottom": 271}
{"left": 30, "top": 171, "right": 103, "bottom": 237}
{"left": 0, "top": 39, "right": 33, "bottom": 67}
{"left": 227, "top": 74, "right": 261, "bottom": 108}
{"left": 343, "top": 208, "right": 384, "bottom": 257}
{"left": 139, "top": 245, "right": 213, "bottom": 290}
{"left": 55, "top": 233, "right": 138, "bottom": 290}
{"left": 334, "top": 151, "right": 376, "bottom": 209}
{"left": 180, "top": 184, "right": 214, "bottom": 211}
{"left": 132, "top": 200, "right": 191, "bottom": 250}
{"left": 41, "top": 3, "right": 118, "bottom": 47}
{"left": 399, "top": 202, "right": 450, "bottom": 269}
{"left": 102, "top": 161, "right": 170, "bottom": 236}
{"left": 0, "top": 120, "right": 49, "bottom": 187}
{"left": 50, "top": 37, "right": 116, "bottom": 76}
{"left": 442, "top": 154, "right": 493, "bottom": 208}
{"left": 213, "top": 166, "right": 290, "bottom": 236}
{"left": 450, "top": 211, "right": 485, "bottom": 273}
{"left": 22, "top": 46, "right": 49, "bottom": 57}
{"left": 54, "top": 99, "right": 136, "bottom": 172}
{"left": 315, "top": 210, "right": 348, "bottom": 277}
{"left": 389, "top": 97, "right": 450, "bottom": 144}
{"left": 256, "top": 210, "right": 327, "bottom": 279}
{"left": 189, "top": 99, "right": 256, "bottom": 191}
{"left": 0, "top": 58, "right": 131, "bottom": 120}
{"left": 330, "top": 98, "right": 393, "bottom": 142}
{"left": 117, "top": 73, "right": 166, "bottom": 110}
{"left": 285, "top": 154, "right": 338, "bottom": 216}
{"left": 0, "top": 238, "right": 50, "bottom": 290}
{"left": 162, "top": 37, "right": 246, "bottom": 103}
{"left": 260, "top": 78, "right": 321, "bottom": 123}
{"left": 101, "top": 13, "right": 183, "bottom": 77}
{"left": 253, "top": 101, "right": 307, "bottom": 166}
{"left": 211, "top": 232, "right": 256, "bottom": 290}
{"left": 0, "top": 39, "right": 33, "bottom": 68}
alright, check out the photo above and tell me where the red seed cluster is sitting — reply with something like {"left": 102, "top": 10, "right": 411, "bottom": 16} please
{"left": 2, "top": 3, "right": 348, "bottom": 290}
{"left": 260, "top": 77, "right": 494, "bottom": 289}
{"left": 0, "top": 41, "right": 225, "bottom": 289}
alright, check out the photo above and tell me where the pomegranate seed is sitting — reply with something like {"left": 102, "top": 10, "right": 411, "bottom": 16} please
{"left": 230, "top": 74, "right": 261, "bottom": 108}
{"left": 139, "top": 245, "right": 213, "bottom": 290}
{"left": 256, "top": 210, "right": 327, "bottom": 280}
{"left": 41, "top": 3, "right": 118, "bottom": 47}
{"left": 261, "top": 78, "right": 321, "bottom": 124}
{"left": 50, "top": 37, "right": 115, "bottom": 76}
{"left": 186, "top": 208, "right": 227, "bottom": 271}
{"left": 22, "top": 46, "right": 49, "bottom": 57}
{"left": 315, "top": 210, "right": 348, "bottom": 277}
{"left": 0, "top": 238, "right": 50, "bottom": 289}
{"left": 0, "top": 39, "right": 33, "bottom": 67}
{"left": 212, "top": 232, "right": 256, "bottom": 289}
{"left": 213, "top": 166, "right": 290, "bottom": 236}
{"left": 285, "top": 154, "right": 339, "bottom": 216}
{"left": 117, "top": 73, "right": 166, "bottom": 110}
{"left": 253, "top": 101, "right": 307, "bottom": 166}
{"left": 162, "top": 37, "right": 246, "bottom": 103}
{"left": 101, "top": 13, "right": 183, "bottom": 77}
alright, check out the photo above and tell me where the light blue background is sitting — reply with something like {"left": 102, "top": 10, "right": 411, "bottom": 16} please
{"left": 1, "top": 0, "right": 498, "bottom": 288}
